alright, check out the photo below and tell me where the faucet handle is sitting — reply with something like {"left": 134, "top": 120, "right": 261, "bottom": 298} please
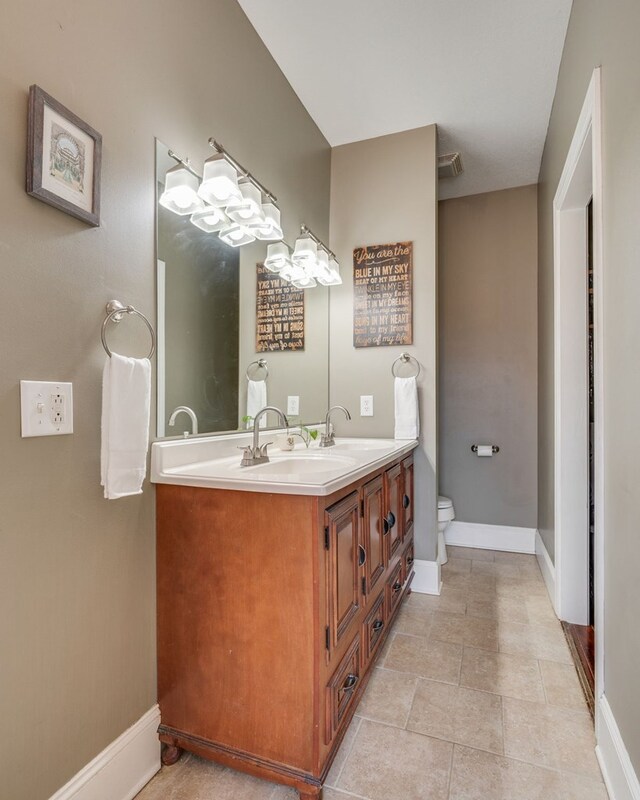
{"left": 259, "top": 442, "right": 273, "bottom": 457}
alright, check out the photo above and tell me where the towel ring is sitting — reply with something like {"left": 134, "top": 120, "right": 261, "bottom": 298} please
{"left": 246, "top": 359, "right": 269, "bottom": 381}
{"left": 101, "top": 300, "right": 156, "bottom": 359}
{"left": 391, "top": 352, "right": 420, "bottom": 378}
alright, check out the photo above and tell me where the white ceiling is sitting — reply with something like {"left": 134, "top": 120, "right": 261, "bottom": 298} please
{"left": 237, "top": 0, "right": 572, "bottom": 199}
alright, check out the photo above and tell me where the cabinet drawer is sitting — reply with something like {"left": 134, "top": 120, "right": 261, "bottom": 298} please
{"left": 386, "top": 560, "right": 404, "bottom": 618}
{"left": 403, "top": 539, "right": 415, "bottom": 584}
{"left": 361, "top": 589, "right": 386, "bottom": 668}
{"left": 325, "top": 634, "right": 361, "bottom": 744}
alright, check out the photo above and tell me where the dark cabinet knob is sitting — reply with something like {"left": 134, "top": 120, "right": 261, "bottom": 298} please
{"left": 341, "top": 673, "right": 358, "bottom": 694}
{"left": 372, "top": 619, "right": 384, "bottom": 633}
{"left": 392, "top": 581, "right": 402, "bottom": 594}
{"left": 403, "top": 494, "right": 410, "bottom": 509}
{"left": 358, "top": 545, "right": 366, "bottom": 566}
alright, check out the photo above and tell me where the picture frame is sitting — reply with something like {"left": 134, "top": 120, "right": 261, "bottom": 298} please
{"left": 26, "top": 85, "right": 102, "bottom": 226}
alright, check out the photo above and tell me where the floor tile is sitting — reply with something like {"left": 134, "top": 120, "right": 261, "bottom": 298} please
{"left": 430, "top": 611, "right": 499, "bottom": 651}
{"left": 524, "top": 594, "right": 560, "bottom": 626}
{"left": 460, "top": 647, "right": 545, "bottom": 702}
{"left": 449, "top": 744, "right": 564, "bottom": 799}
{"left": 560, "top": 771, "right": 610, "bottom": 799}
{"left": 442, "top": 556, "right": 472, "bottom": 575}
{"left": 493, "top": 551, "right": 538, "bottom": 566}
{"left": 539, "top": 659, "right": 588, "bottom": 709}
{"left": 448, "top": 546, "right": 495, "bottom": 562}
{"left": 465, "top": 594, "right": 530, "bottom": 624}
{"left": 337, "top": 718, "right": 453, "bottom": 800}
{"left": 406, "top": 586, "right": 467, "bottom": 615}
{"left": 325, "top": 715, "right": 362, "bottom": 787}
{"left": 391, "top": 602, "right": 433, "bottom": 638}
{"left": 383, "top": 632, "right": 463, "bottom": 683}
{"left": 356, "top": 667, "right": 417, "bottom": 727}
{"left": 497, "top": 621, "right": 573, "bottom": 663}
{"left": 406, "top": 680, "right": 504, "bottom": 754}
{"left": 503, "top": 697, "right": 600, "bottom": 777}
{"left": 471, "top": 560, "right": 521, "bottom": 578}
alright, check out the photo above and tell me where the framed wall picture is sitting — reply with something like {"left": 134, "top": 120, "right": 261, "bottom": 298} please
{"left": 26, "top": 85, "right": 102, "bottom": 226}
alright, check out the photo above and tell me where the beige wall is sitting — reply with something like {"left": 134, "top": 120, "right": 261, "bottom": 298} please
{"left": 0, "top": 2, "right": 330, "bottom": 798}
{"left": 538, "top": 0, "right": 640, "bottom": 773}
{"left": 439, "top": 186, "right": 538, "bottom": 529}
{"left": 329, "top": 126, "right": 438, "bottom": 560}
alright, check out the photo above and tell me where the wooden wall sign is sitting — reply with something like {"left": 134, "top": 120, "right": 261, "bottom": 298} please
{"left": 353, "top": 241, "right": 413, "bottom": 347}
{"left": 256, "top": 264, "right": 305, "bottom": 351}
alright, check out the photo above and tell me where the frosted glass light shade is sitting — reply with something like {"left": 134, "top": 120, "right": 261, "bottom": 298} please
{"left": 252, "top": 203, "right": 284, "bottom": 241}
{"left": 264, "top": 242, "right": 291, "bottom": 273}
{"left": 159, "top": 165, "right": 204, "bottom": 215}
{"left": 317, "top": 257, "right": 342, "bottom": 286}
{"left": 218, "top": 222, "right": 255, "bottom": 247}
{"left": 292, "top": 274, "right": 317, "bottom": 289}
{"left": 292, "top": 236, "right": 317, "bottom": 264}
{"left": 311, "top": 249, "right": 331, "bottom": 280}
{"left": 198, "top": 154, "right": 242, "bottom": 207}
{"left": 226, "top": 181, "right": 264, "bottom": 223}
{"left": 190, "top": 205, "right": 229, "bottom": 233}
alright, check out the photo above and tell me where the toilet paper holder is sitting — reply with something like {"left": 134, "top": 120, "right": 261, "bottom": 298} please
{"left": 471, "top": 445, "right": 500, "bottom": 454}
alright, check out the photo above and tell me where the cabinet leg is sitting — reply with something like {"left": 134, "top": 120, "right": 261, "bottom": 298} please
{"left": 161, "top": 744, "right": 183, "bottom": 766}
{"left": 298, "top": 787, "right": 322, "bottom": 800}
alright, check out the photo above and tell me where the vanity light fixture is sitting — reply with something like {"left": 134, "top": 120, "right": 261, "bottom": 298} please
{"left": 253, "top": 202, "right": 284, "bottom": 241}
{"left": 198, "top": 153, "right": 242, "bottom": 207}
{"left": 318, "top": 256, "right": 343, "bottom": 286}
{"left": 226, "top": 180, "right": 265, "bottom": 224}
{"left": 264, "top": 241, "right": 291, "bottom": 272}
{"left": 218, "top": 221, "right": 256, "bottom": 247}
{"left": 159, "top": 159, "right": 204, "bottom": 216}
{"left": 189, "top": 205, "right": 229, "bottom": 233}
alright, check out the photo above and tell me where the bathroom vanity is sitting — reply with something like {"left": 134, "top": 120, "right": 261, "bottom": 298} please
{"left": 152, "top": 436, "right": 417, "bottom": 800}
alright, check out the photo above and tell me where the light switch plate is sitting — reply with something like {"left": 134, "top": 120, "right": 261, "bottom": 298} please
{"left": 20, "top": 380, "right": 74, "bottom": 437}
{"left": 360, "top": 395, "right": 374, "bottom": 417}
{"left": 287, "top": 395, "right": 300, "bottom": 416}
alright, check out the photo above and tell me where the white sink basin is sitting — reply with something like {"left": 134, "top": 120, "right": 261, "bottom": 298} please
{"left": 151, "top": 433, "right": 418, "bottom": 495}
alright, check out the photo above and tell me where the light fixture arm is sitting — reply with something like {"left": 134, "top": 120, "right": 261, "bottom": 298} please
{"left": 300, "top": 224, "right": 336, "bottom": 261}
{"left": 208, "top": 138, "right": 277, "bottom": 203}
{"left": 167, "top": 150, "right": 201, "bottom": 180}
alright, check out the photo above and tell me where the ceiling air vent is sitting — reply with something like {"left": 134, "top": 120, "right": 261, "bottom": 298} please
{"left": 437, "top": 152, "right": 463, "bottom": 179}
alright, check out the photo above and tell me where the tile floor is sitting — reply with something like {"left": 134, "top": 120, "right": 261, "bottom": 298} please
{"left": 136, "top": 547, "right": 608, "bottom": 800}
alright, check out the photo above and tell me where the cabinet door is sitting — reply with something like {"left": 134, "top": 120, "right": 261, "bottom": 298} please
{"left": 362, "top": 475, "right": 386, "bottom": 598}
{"left": 402, "top": 456, "right": 414, "bottom": 534}
{"left": 385, "top": 463, "right": 403, "bottom": 560}
{"left": 325, "top": 492, "right": 361, "bottom": 652}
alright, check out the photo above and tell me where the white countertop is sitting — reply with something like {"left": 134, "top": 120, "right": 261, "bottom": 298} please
{"left": 151, "top": 433, "right": 418, "bottom": 496}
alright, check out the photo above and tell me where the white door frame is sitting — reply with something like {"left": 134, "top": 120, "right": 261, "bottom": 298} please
{"left": 553, "top": 67, "right": 604, "bottom": 700}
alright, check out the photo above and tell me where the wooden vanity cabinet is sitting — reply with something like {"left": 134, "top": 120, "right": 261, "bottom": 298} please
{"left": 156, "top": 451, "right": 415, "bottom": 800}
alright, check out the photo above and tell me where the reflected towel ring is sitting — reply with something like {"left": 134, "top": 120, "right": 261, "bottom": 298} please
{"left": 101, "top": 300, "right": 156, "bottom": 359}
{"left": 391, "top": 352, "right": 420, "bottom": 378}
{"left": 246, "top": 359, "right": 269, "bottom": 381}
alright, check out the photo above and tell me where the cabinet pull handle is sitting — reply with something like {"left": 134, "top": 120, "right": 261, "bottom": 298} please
{"left": 340, "top": 673, "right": 358, "bottom": 695}
{"left": 388, "top": 511, "right": 396, "bottom": 529}
{"left": 392, "top": 581, "right": 402, "bottom": 595}
{"left": 407, "top": 555, "right": 414, "bottom": 567}
{"left": 383, "top": 516, "right": 390, "bottom": 534}
{"left": 372, "top": 619, "right": 384, "bottom": 633}
{"left": 403, "top": 494, "right": 410, "bottom": 509}
{"left": 358, "top": 545, "right": 366, "bottom": 566}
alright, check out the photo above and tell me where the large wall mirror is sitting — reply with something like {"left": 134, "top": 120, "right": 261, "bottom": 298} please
{"left": 155, "top": 140, "right": 330, "bottom": 438}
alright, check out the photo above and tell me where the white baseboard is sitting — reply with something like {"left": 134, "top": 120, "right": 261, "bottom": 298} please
{"left": 49, "top": 705, "right": 161, "bottom": 800}
{"left": 411, "top": 559, "right": 441, "bottom": 595}
{"left": 596, "top": 694, "right": 640, "bottom": 800}
{"left": 444, "top": 521, "right": 536, "bottom": 554}
{"left": 535, "top": 530, "right": 556, "bottom": 609}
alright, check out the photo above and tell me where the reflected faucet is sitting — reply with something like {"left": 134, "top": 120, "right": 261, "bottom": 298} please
{"left": 168, "top": 406, "right": 198, "bottom": 437}
{"left": 320, "top": 405, "right": 351, "bottom": 448}
{"left": 239, "top": 405, "right": 289, "bottom": 466}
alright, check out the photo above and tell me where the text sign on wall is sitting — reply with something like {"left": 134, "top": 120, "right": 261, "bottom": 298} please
{"left": 256, "top": 263, "right": 305, "bottom": 352}
{"left": 353, "top": 242, "right": 413, "bottom": 347}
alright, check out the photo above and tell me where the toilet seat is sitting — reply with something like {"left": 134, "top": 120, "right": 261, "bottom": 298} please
{"left": 437, "top": 495, "right": 455, "bottom": 523}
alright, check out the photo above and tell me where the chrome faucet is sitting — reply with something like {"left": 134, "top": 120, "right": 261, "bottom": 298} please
{"left": 168, "top": 406, "right": 198, "bottom": 437}
{"left": 320, "top": 405, "right": 351, "bottom": 448}
{"left": 239, "top": 405, "right": 289, "bottom": 466}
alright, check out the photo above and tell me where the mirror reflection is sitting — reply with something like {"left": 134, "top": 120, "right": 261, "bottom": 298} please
{"left": 155, "top": 141, "right": 329, "bottom": 438}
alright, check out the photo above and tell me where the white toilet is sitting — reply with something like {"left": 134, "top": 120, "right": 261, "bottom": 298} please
{"left": 437, "top": 495, "right": 455, "bottom": 565}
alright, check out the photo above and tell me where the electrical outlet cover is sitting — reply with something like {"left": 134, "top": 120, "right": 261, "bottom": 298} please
{"left": 20, "top": 380, "right": 73, "bottom": 437}
{"left": 360, "top": 395, "right": 374, "bottom": 417}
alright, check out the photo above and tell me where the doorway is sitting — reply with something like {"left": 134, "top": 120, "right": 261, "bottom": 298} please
{"left": 553, "top": 68, "right": 604, "bottom": 710}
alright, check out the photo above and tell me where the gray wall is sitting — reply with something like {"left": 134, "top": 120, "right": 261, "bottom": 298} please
{"left": 0, "top": 2, "right": 330, "bottom": 798}
{"left": 538, "top": 0, "right": 640, "bottom": 774}
{"left": 439, "top": 185, "right": 538, "bottom": 529}
{"left": 330, "top": 126, "right": 438, "bottom": 561}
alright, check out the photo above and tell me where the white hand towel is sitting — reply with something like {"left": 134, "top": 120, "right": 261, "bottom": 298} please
{"left": 101, "top": 353, "right": 151, "bottom": 500}
{"left": 394, "top": 376, "right": 419, "bottom": 439}
{"left": 246, "top": 379, "right": 267, "bottom": 428}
